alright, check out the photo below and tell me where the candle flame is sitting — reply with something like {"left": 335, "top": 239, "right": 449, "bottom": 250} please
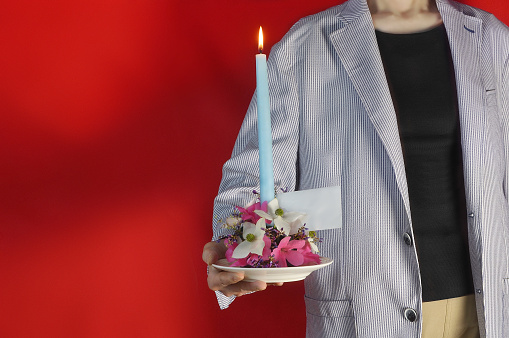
{"left": 258, "top": 26, "right": 263, "bottom": 53}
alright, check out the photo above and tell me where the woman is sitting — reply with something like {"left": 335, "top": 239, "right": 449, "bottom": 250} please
{"left": 203, "top": 0, "right": 509, "bottom": 336}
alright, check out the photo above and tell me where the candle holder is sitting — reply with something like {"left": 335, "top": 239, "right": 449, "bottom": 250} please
{"left": 213, "top": 191, "right": 333, "bottom": 283}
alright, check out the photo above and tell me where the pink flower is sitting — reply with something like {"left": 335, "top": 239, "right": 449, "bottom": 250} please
{"left": 272, "top": 237, "right": 321, "bottom": 267}
{"left": 237, "top": 201, "right": 269, "bottom": 224}
{"left": 300, "top": 241, "right": 321, "bottom": 266}
{"left": 272, "top": 237, "right": 306, "bottom": 267}
{"left": 261, "top": 235, "right": 272, "bottom": 260}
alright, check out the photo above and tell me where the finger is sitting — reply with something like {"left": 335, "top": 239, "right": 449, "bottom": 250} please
{"left": 202, "top": 241, "right": 227, "bottom": 265}
{"left": 208, "top": 269, "right": 244, "bottom": 291}
{"left": 202, "top": 249, "right": 219, "bottom": 266}
{"left": 267, "top": 282, "right": 284, "bottom": 286}
{"left": 221, "top": 280, "right": 268, "bottom": 297}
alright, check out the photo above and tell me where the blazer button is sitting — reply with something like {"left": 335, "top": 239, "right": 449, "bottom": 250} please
{"left": 403, "top": 232, "right": 413, "bottom": 246}
{"left": 404, "top": 308, "right": 417, "bottom": 322}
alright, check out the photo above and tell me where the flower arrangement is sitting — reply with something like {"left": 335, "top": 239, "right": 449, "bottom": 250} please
{"left": 219, "top": 191, "right": 321, "bottom": 268}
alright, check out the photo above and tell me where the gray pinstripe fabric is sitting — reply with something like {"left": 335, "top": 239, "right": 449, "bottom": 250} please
{"left": 211, "top": 0, "right": 509, "bottom": 336}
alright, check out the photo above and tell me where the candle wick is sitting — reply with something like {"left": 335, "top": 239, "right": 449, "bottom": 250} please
{"left": 258, "top": 48, "right": 263, "bottom": 54}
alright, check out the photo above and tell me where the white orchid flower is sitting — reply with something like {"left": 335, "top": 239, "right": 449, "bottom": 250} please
{"left": 232, "top": 218, "right": 267, "bottom": 259}
{"left": 254, "top": 198, "right": 307, "bottom": 235}
{"left": 309, "top": 238, "right": 320, "bottom": 254}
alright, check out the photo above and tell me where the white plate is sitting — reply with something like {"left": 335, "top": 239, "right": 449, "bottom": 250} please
{"left": 212, "top": 257, "right": 333, "bottom": 283}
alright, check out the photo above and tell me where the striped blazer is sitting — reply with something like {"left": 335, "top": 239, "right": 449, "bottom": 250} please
{"left": 212, "top": 0, "right": 509, "bottom": 336}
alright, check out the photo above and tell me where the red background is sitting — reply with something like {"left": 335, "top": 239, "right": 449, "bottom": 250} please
{"left": 0, "top": 1, "right": 506, "bottom": 337}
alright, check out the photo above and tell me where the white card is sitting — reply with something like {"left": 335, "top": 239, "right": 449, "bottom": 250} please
{"left": 276, "top": 185, "right": 342, "bottom": 231}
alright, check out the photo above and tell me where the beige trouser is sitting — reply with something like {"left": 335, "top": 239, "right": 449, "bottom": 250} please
{"left": 422, "top": 294, "right": 480, "bottom": 338}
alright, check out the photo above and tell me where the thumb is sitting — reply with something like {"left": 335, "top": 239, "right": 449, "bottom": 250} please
{"left": 202, "top": 242, "right": 223, "bottom": 265}
{"left": 203, "top": 250, "right": 219, "bottom": 265}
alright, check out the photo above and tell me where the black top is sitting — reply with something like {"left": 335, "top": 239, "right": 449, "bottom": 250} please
{"left": 375, "top": 24, "right": 474, "bottom": 301}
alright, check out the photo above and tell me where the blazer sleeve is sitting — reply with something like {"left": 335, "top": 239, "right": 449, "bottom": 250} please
{"left": 502, "top": 55, "right": 509, "bottom": 205}
{"left": 495, "top": 18, "right": 509, "bottom": 207}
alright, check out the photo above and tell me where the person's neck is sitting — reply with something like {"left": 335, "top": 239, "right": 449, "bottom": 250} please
{"left": 369, "top": 0, "right": 431, "bottom": 17}
{"left": 368, "top": 0, "right": 442, "bottom": 34}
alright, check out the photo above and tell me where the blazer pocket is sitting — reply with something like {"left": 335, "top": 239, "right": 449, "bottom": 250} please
{"left": 305, "top": 296, "right": 356, "bottom": 338}
{"left": 305, "top": 296, "right": 354, "bottom": 317}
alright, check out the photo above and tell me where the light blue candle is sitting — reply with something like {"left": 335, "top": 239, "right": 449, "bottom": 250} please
{"left": 256, "top": 26, "right": 275, "bottom": 203}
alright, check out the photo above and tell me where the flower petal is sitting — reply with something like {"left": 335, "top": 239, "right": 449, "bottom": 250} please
{"left": 242, "top": 222, "right": 257, "bottom": 238}
{"left": 232, "top": 241, "right": 252, "bottom": 259}
{"left": 275, "top": 250, "right": 287, "bottom": 267}
{"left": 309, "top": 241, "right": 320, "bottom": 253}
{"left": 287, "top": 239, "right": 306, "bottom": 250}
{"left": 246, "top": 203, "right": 258, "bottom": 212}
{"left": 251, "top": 238, "right": 265, "bottom": 256}
{"left": 267, "top": 198, "right": 280, "bottom": 216}
{"left": 255, "top": 217, "right": 267, "bottom": 231}
{"left": 284, "top": 211, "right": 306, "bottom": 223}
{"left": 286, "top": 250, "right": 305, "bottom": 266}
{"left": 274, "top": 217, "right": 290, "bottom": 234}
{"left": 288, "top": 223, "right": 301, "bottom": 235}
{"left": 302, "top": 251, "right": 321, "bottom": 265}
{"left": 254, "top": 210, "right": 272, "bottom": 220}
{"left": 260, "top": 200, "right": 268, "bottom": 213}
{"left": 262, "top": 236, "right": 272, "bottom": 260}
{"left": 278, "top": 236, "right": 291, "bottom": 247}
{"left": 225, "top": 242, "right": 238, "bottom": 262}
{"left": 230, "top": 259, "right": 248, "bottom": 267}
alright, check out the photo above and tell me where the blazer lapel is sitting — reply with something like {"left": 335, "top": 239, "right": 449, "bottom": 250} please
{"left": 437, "top": 0, "right": 484, "bottom": 219}
{"left": 329, "top": 0, "right": 412, "bottom": 221}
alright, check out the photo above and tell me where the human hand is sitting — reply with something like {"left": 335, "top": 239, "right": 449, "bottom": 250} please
{"left": 202, "top": 241, "right": 282, "bottom": 297}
